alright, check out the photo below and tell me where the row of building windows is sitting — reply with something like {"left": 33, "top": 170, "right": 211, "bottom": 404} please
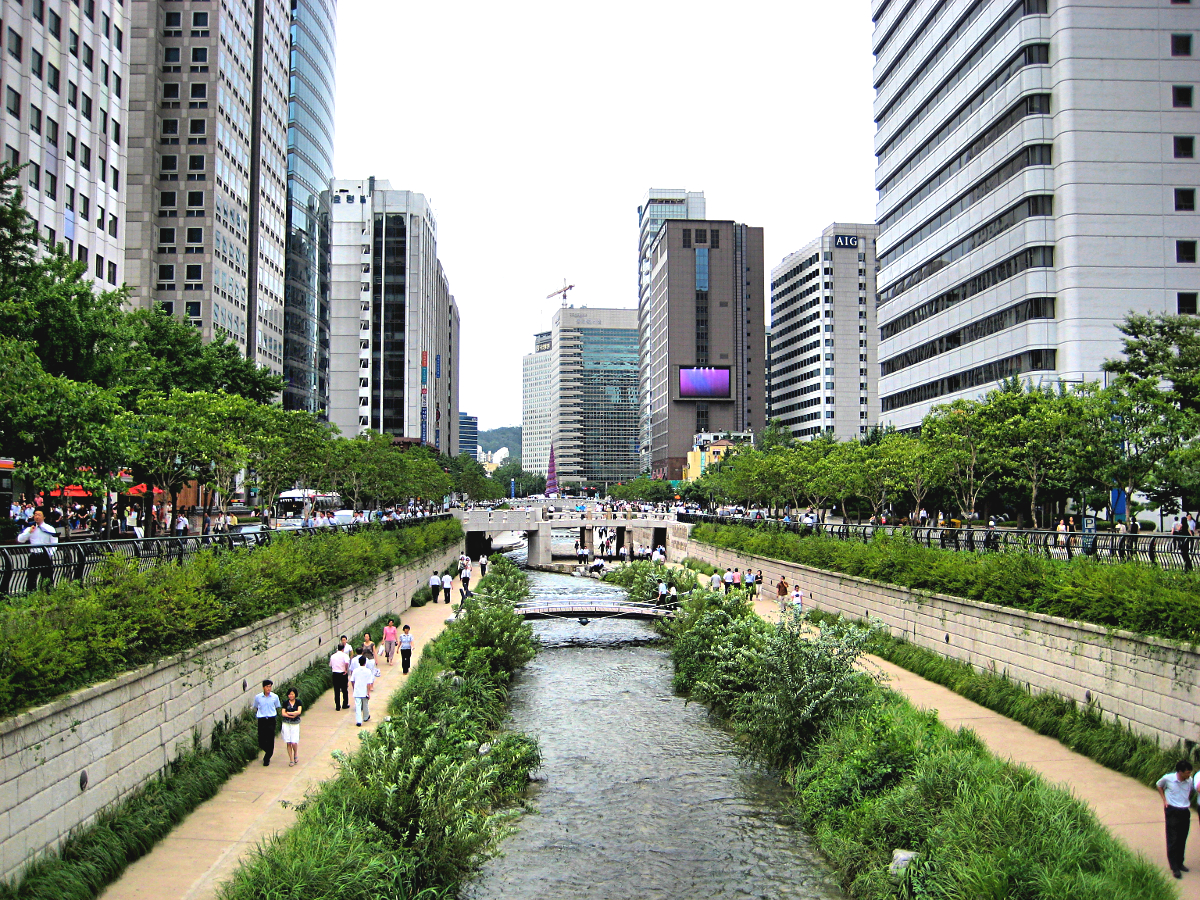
{"left": 881, "top": 349, "right": 1057, "bottom": 412}
{"left": 681, "top": 228, "right": 720, "bottom": 249}
{"left": 879, "top": 195, "right": 1053, "bottom": 305}
{"left": 880, "top": 296, "right": 1055, "bottom": 376}
{"left": 880, "top": 245, "right": 1055, "bottom": 340}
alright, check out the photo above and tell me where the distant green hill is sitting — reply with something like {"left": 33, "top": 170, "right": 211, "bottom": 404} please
{"left": 479, "top": 425, "right": 521, "bottom": 456}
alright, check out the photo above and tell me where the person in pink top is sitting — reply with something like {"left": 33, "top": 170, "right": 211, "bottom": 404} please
{"left": 382, "top": 619, "right": 399, "bottom": 665}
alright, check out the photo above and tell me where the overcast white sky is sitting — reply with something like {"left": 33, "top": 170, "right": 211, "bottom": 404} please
{"left": 333, "top": 1, "right": 878, "bottom": 432}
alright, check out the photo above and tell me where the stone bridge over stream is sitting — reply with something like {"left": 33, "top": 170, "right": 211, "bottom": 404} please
{"left": 453, "top": 508, "right": 673, "bottom": 567}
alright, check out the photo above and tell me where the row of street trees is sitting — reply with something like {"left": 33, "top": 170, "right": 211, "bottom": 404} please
{"left": 622, "top": 313, "right": 1200, "bottom": 528}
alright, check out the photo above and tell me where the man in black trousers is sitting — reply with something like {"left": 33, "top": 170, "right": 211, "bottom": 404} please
{"left": 252, "top": 679, "right": 282, "bottom": 766}
{"left": 1158, "top": 759, "right": 1195, "bottom": 878}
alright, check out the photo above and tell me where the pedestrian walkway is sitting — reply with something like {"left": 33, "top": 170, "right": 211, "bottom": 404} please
{"left": 745, "top": 592, "right": 1199, "bottom": 898}
{"left": 98, "top": 576, "right": 464, "bottom": 900}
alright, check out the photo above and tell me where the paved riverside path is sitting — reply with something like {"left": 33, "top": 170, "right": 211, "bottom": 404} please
{"left": 98, "top": 575, "right": 464, "bottom": 900}
{"left": 743, "top": 592, "right": 1198, "bottom": 899}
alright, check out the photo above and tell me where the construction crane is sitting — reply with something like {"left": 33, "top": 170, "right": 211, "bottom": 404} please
{"left": 547, "top": 280, "right": 575, "bottom": 306}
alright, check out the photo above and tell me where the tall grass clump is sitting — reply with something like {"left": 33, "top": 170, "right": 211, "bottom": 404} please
{"left": 692, "top": 522, "right": 1200, "bottom": 643}
{"left": 217, "top": 556, "right": 540, "bottom": 900}
{"left": 603, "top": 559, "right": 697, "bottom": 601}
{"left": 664, "top": 587, "right": 1177, "bottom": 899}
{"left": 0, "top": 609, "right": 401, "bottom": 900}
{"left": 0, "top": 518, "right": 462, "bottom": 719}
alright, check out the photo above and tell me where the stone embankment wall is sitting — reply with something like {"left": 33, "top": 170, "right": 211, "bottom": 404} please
{"left": 0, "top": 540, "right": 463, "bottom": 881}
{"left": 670, "top": 523, "right": 1200, "bottom": 749}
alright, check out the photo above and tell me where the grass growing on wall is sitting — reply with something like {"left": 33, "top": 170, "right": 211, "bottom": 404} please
{"left": 0, "top": 609, "right": 401, "bottom": 900}
{"left": 0, "top": 519, "right": 462, "bottom": 719}
{"left": 217, "top": 556, "right": 541, "bottom": 900}
{"left": 692, "top": 522, "right": 1200, "bottom": 643}
{"left": 663, "top": 584, "right": 1177, "bottom": 900}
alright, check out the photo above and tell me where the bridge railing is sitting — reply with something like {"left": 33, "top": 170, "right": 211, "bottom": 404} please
{"left": 0, "top": 514, "right": 453, "bottom": 599}
{"left": 676, "top": 513, "right": 1200, "bottom": 573}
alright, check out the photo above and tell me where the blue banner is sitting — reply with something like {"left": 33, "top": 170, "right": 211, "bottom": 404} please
{"left": 436, "top": 354, "right": 441, "bottom": 378}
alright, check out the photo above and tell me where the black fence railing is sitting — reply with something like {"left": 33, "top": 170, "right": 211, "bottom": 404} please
{"left": 0, "top": 514, "right": 453, "bottom": 598}
{"left": 677, "top": 513, "right": 1200, "bottom": 573}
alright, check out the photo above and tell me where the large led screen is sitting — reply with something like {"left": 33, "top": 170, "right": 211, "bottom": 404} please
{"left": 679, "top": 367, "right": 731, "bottom": 399}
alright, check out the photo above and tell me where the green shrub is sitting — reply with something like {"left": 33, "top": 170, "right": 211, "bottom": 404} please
{"left": 0, "top": 520, "right": 462, "bottom": 719}
{"left": 410, "top": 585, "right": 433, "bottom": 608}
{"left": 216, "top": 556, "right": 540, "bottom": 900}
{"left": 692, "top": 522, "right": 1200, "bottom": 643}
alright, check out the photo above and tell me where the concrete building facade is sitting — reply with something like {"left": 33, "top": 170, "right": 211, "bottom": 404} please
{"left": 325, "top": 179, "right": 458, "bottom": 454}
{"left": 645, "top": 219, "right": 767, "bottom": 480}
{"left": 637, "top": 188, "right": 705, "bottom": 470}
{"left": 770, "top": 223, "right": 880, "bottom": 440}
{"left": 282, "top": 0, "right": 336, "bottom": 414}
{"left": 125, "top": 0, "right": 290, "bottom": 376}
{"left": 873, "top": 0, "right": 1199, "bottom": 429}
{"left": 521, "top": 330, "right": 552, "bottom": 476}
{"left": 0, "top": 0, "right": 130, "bottom": 288}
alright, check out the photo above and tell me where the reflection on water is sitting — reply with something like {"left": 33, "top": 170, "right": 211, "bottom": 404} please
{"left": 465, "top": 568, "right": 844, "bottom": 900}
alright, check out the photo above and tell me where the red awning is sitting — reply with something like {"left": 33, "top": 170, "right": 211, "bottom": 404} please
{"left": 127, "top": 484, "right": 165, "bottom": 496}
{"left": 48, "top": 486, "right": 93, "bottom": 497}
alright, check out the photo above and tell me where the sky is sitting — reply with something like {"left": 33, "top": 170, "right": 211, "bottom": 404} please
{"left": 333, "top": 1, "right": 879, "bottom": 431}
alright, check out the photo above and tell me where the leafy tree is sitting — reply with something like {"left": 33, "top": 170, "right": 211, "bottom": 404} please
{"left": 490, "top": 459, "right": 546, "bottom": 498}
{"left": 757, "top": 418, "right": 795, "bottom": 452}
{"left": 922, "top": 398, "right": 1001, "bottom": 520}
{"left": 1102, "top": 312, "right": 1200, "bottom": 412}
{"left": 246, "top": 406, "right": 329, "bottom": 511}
{"left": 455, "top": 453, "right": 500, "bottom": 501}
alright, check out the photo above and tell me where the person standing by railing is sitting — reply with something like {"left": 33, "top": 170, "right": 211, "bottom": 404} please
{"left": 17, "top": 509, "right": 58, "bottom": 591}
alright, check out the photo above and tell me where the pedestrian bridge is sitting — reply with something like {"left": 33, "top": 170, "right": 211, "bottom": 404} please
{"left": 454, "top": 508, "right": 674, "bottom": 568}
{"left": 513, "top": 599, "right": 675, "bottom": 621}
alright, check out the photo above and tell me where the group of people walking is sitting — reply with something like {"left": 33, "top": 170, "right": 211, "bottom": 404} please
{"left": 429, "top": 553, "right": 488, "bottom": 604}
{"left": 251, "top": 619, "right": 418, "bottom": 767}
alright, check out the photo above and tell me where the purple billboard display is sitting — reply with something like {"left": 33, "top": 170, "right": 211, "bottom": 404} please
{"left": 679, "top": 367, "right": 731, "bottom": 398}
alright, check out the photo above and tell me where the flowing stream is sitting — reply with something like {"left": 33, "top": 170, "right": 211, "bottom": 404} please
{"left": 464, "top": 567, "right": 845, "bottom": 900}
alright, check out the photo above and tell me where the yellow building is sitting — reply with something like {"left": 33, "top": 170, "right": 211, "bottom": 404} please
{"left": 682, "top": 440, "right": 736, "bottom": 482}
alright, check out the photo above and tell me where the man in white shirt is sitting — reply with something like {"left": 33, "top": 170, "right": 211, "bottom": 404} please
{"left": 442, "top": 571, "right": 453, "bottom": 604}
{"left": 722, "top": 568, "right": 734, "bottom": 594}
{"left": 350, "top": 653, "right": 375, "bottom": 726}
{"left": 329, "top": 643, "right": 351, "bottom": 711}
{"left": 1158, "top": 759, "right": 1195, "bottom": 878}
{"left": 430, "top": 570, "right": 442, "bottom": 602}
{"left": 17, "top": 509, "right": 58, "bottom": 591}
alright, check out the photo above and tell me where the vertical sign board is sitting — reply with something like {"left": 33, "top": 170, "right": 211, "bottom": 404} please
{"left": 436, "top": 354, "right": 441, "bottom": 378}
{"left": 420, "top": 350, "right": 428, "bottom": 442}
{"left": 1082, "top": 516, "right": 1096, "bottom": 555}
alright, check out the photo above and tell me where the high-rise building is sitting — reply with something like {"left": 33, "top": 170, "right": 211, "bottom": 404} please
{"left": 282, "top": 0, "right": 336, "bottom": 414}
{"left": 645, "top": 220, "right": 766, "bottom": 479}
{"left": 637, "top": 189, "right": 705, "bottom": 470}
{"left": 1, "top": 0, "right": 130, "bottom": 288}
{"left": 548, "top": 306, "right": 639, "bottom": 488}
{"left": 125, "top": 0, "right": 290, "bottom": 376}
{"left": 324, "top": 179, "right": 459, "bottom": 454}
{"left": 873, "top": 0, "right": 1197, "bottom": 429}
{"left": 521, "top": 330, "right": 552, "bottom": 476}
{"left": 458, "top": 411, "right": 478, "bottom": 460}
{"left": 770, "top": 223, "right": 879, "bottom": 440}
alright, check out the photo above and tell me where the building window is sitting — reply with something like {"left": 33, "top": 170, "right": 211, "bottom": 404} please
{"left": 114, "top": 27, "right": 122, "bottom": 51}
{"left": 77, "top": 245, "right": 87, "bottom": 264}
{"left": 65, "top": 186, "right": 74, "bottom": 211}
{"left": 95, "top": 254, "right": 103, "bottom": 278}
{"left": 187, "top": 154, "right": 204, "bottom": 171}
{"left": 7, "top": 28, "right": 22, "bottom": 62}
{"left": 112, "top": 121, "right": 120, "bottom": 145}
{"left": 27, "top": 163, "right": 39, "bottom": 191}
{"left": 193, "top": 11, "right": 209, "bottom": 27}
{"left": 47, "top": 64, "right": 59, "bottom": 93}
{"left": 187, "top": 190, "right": 204, "bottom": 208}
{"left": 113, "top": 74, "right": 122, "bottom": 98}
{"left": 33, "top": 1, "right": 44, "bottom": 24}
{"left": 189, "top": 84, "right": 207, "bottom": 100}
{"left": 1177, "top": 188, "right": 1196, "bottom": 211}
{"left": 191, "top": 47, "right": 207, "bottom": 63}
{"left": 682, "top": 228, "right": 691, "bottom": 248}
{"left": 189, "top": 120, "right": 206, "bottom": 136}
{"left": 82, "top": 44, "right": 93, "bottom": 71}
{"left": 1175, "top": 85, "right": 1194, "bottom": 108}
{"left": 108, "top": 215, "right": 118, "bottom": 238}
{"left": 1174, "top": 34, "right": 1194, "bottom": 56}
{"left": 186, "top": 226, "right": 202, "bottom": 244}
{"left": 163, "top": 83, "right": 180, "bottom": 100}
{"left": 29, "top": 106, "right": 40, "bottom": 134}
{"left": 162, "top": 154, "right": 178, "bottom": 171}
{"left": 185, "top": 264, "right": 202, "bottom": 282}
{"left": 67, "top": 82, "right": 77, "bottom": 108}
{"left": 164, "top": 47, "right": 181, "bottom": 65}
{"left": 159, "top": 227, "right": 176, "bottom": 248}
{"left": 81, "top": 144, "right": 91, "bottom": 169}
{"left": 4, "top": 146, "right": 15, "bottom": 167}
{"left": 5, "top": 88, "right": 20, "bottom": 120}
{"left": 162, "top": 118, "right": 179, "bottom": 136}
{"left": 79, "top": 195, "right": 89, "bottom": 219}
{"left": 1178, "top": 240, "right": 1198, "bottom": 263}
{"left": 1180, "top": 292, "right": 1199, "bottom": 315}
{"left": 81, "top": 94, "right": 92, "bottom": 120}
{"left": 107, "top": 261, "right": 117, "bottom": 284}
{"left": 48, "top": 10, "right": 61, "bottom": 39}
{"left": 46, "top": 118, "right": 58, "bottom": 147}
{"left": 31, "top": 49, "right": 43, "bottom": 79}
{"left": 45, "top": 172, "right": 56, "bottom": 200}
{"left": 695, "top": 228, "right": 707, "bottom": 243}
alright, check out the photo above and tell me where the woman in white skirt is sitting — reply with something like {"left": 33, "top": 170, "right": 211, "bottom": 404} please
{"left": 281, "top": 688, "right": 303, "bottom": 766}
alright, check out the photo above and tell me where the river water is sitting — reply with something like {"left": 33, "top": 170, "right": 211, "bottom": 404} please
{"left": 464, "top": 568, "right": 845, "bottom": 900}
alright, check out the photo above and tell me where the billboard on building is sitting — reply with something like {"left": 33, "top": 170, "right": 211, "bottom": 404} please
{"left": 679, "top": 367, "right": 731, "bottom": 399}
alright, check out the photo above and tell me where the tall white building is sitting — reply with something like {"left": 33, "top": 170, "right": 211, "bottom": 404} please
{"left": 522, "top": 330, "right": 552, "bottom": 476}
{"left": 325, "top": 179, "right": 459, "bottom": 454}
{"left": 873, "top": 0, "right": 1198, "bottom": 429}
{"left": 771, "top": 223, "right": 880, "bottom": 440}
{"left": 1, "top": 0, "right": 129, "bottom": 287}
{"left": 637, "top": 188, "right": 705, "bottom": 470}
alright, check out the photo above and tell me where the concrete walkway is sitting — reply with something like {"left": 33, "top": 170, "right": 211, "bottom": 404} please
{"left": 99, "top": 576, "right": 465, "bottom": 900}
{"left": 745, "top": 592, "right": 1196, "bottom": 899}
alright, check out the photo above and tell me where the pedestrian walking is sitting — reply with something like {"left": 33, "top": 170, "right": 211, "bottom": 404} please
{"left": 723, "top": 568, "right": 734, "bottom": 593}
{"left": 430, "top": 569, "right": 442, "bottom": 602}
{"left": 399, "top": 624, "right": 413, "bottom": 674}
{"left": 709, "top": 569, "right": 723, "bottom": 592}
{"left": 442, "top": 570, "right": 453, "bottom": 604}
{"left": 479, "top": 553, "right": 488, "bottom": 577}
{"left": 1158, "top": 759, "right": 1195, "bottom": 878}
{"left": 281, "top": 688, "right": 302, "bottom": 766}
{"left": 350, "top": 653, "right": 375, "bottom": 726}
{"left": 791, "top": 585, "right": 805, "bottom": 613}
{"left": 776, "top": 576, "right": 789, "bottom": 614}
{"left": 359, "top": 632, "right": 377, "bottom": 666}
{"left": 253, "top": 679, "right": 281, "bottom": 766}
{"left": 329, "top": 640, "right": 350, "bottom": 710}
{"left": 16, "top": 509, "right": 58, "bottom": 591}
{"left": 382, "top": 619, "right": 398, "bottom": 665}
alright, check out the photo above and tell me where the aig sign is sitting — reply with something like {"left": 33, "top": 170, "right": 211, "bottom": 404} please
{"left": 833, "top": 234, "right": 860, "bottom": 249}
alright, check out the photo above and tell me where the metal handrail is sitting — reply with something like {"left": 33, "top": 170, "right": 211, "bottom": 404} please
{"left": 0, "top": 514, "right": 453, "bottom": 598}
{"left": 676, "top": 513, "right": 1200, "bottom": 573}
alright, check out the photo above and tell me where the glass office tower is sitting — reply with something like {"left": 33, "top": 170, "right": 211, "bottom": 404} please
{"left": 283, "top": 0, "right": 336, "bottom": 413}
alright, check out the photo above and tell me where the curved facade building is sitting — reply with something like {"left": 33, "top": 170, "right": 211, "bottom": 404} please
{"left": 284, "top": 0, "right": 337, "bottom": 413}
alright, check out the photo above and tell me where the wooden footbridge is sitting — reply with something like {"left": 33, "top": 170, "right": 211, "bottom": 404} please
{"left": 513, "top": 600, "right": 675, "bottom": 621}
